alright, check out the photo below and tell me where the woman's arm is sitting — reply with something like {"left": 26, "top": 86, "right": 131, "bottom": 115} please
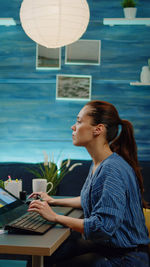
{"left": 28, "top": 192, "right": 82, "bottom": 209}
{"left": 55, "top": 214, "right": 84, "bottom": 233}
{"left": 28, "top": 200, "right": 84, "bottom": 233}
{"left": 50, "top": 196, "right": 82, "bottom": 209}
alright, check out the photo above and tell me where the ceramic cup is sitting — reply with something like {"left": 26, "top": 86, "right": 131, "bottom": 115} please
{"left": 32, "top": 179, "right": 53, "bottom": 194}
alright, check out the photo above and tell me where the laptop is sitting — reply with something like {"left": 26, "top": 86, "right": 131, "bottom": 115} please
{"left": 0, "top": 186, "right": 73, "bottom": 235}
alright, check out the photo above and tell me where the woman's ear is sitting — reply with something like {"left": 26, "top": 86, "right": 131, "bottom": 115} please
{"left": 93, "top": 124, "right": 104, "bottom": 136}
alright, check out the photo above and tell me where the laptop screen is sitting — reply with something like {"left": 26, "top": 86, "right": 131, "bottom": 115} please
{"left": 0, "top": 187, "right": 24, "bottom": 215}
{"left": 0, "top": 188, "right": 16, "bottom": 208}
{"left": 0, "top": 186, "right": 27, "bottom": 228}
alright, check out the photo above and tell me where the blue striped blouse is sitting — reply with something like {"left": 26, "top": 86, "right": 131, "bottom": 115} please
{"left": 80, "top": 153, "right": 150, "bottom": 248}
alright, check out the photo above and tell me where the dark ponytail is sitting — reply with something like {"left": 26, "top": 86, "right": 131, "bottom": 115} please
{"left": 86, "top": 100, "right": 148, "bottom": 208}
{"left": 110, "top": 119, "right": 148, "bottom": 208}
{"left": 110, "top": 119, "right": 137, "bottom": 168}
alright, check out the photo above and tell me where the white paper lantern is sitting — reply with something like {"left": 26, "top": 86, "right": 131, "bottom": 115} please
{"left": 20, "top": 0, "right": 90, "bottom": 48}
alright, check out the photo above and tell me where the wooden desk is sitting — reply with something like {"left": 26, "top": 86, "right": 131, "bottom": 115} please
{"left": 0, "top": 209, "right": 83, "bottom": 267}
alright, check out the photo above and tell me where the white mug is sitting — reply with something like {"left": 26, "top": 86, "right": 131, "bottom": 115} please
{"left": 32, "top": 179, "right": 53, "bottom": 194}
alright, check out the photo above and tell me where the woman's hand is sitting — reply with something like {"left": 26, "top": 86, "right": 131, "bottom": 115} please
{"left": 28, "top": 192, "right": 55, "bottom": 205}
{"left": 28, "top": 200, "right": 56, "bottom": 222}
{"left": 28, "top": 199, "right": 84, "bottom": 233}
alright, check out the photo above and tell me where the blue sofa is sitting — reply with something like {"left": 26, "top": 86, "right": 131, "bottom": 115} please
{"left": 0, "top": 160, "right": 150, "bottom": 203}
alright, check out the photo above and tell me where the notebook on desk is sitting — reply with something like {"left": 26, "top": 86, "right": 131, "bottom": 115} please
{"left": 0, "top": 186, "right": 73, "bottom": 235}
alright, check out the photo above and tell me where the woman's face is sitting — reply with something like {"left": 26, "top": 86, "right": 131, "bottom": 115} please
{"left": 71, "top": 105, "right": 95, "bottom": 147}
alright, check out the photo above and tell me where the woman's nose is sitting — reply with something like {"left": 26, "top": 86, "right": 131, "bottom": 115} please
{"left": 71, "top": 124, "right": 76, "bottom": 130}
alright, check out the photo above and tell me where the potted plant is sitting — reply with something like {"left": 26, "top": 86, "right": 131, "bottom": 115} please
{"left": 140, "top": 59, "right": 150, "bottom": 84}
{"left": 0, "top": 180, "right": 4, "bottom": 189}
{"left": 121, "top": 0, "right": 137, "bottom": 19}
{"left": 28, "top": 151, "right": 82, "bottom": 195}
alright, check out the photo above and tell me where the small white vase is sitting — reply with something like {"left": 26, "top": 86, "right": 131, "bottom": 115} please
{"left": 123, "top": 7, "right": 137, "bottom": 19}
{"left": 140, "top": 66, "right": 150, "bottom": 83}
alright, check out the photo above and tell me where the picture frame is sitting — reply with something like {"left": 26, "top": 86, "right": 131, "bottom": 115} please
{"left": 36, "top": 44, "right": 61, "bottom": 70}
{"left": 56, "top": 75, "right": 92, "bottom": 101}
{"left": 65, "top": 39, "right": 101, "bottom": 65}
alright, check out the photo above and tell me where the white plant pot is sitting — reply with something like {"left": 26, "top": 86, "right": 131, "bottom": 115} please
{"left": 123, "top": 7, "right": 137, "bottom": 19}
{"left": 140, "top": 66, "right": 150, "bottom": 83}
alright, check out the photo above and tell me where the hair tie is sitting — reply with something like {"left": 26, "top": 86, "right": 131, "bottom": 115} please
{"left": 119, "top": 119, "right": 123, "bottom": 125}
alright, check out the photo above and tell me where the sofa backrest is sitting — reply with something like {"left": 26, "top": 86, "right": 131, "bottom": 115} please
{"left": 58, "top": 159, "right": 92, "bottom": 196}
{"left": 0, "top": 160, "right": 149, "bottom": 204}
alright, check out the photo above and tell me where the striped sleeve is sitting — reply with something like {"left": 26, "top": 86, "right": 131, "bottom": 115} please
{"left": 83, "top": 164, "right": 126, "bottom": 240}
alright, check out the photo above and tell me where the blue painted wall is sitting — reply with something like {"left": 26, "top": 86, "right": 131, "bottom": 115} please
{"left": 0, "top": 0, "right": 150, "bottom": 163}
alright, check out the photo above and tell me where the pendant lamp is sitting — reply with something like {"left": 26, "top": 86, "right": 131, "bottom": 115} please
{"left": 20, "top": 0, "right": 90, "bottom": 48}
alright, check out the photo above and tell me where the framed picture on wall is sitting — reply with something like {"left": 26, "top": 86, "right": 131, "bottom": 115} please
{"left": 56, "top": 75, "right": 92, "bottom": 101}
{"left": 36, "top": 44, "right": 61, "bottom": 70}
{"left": 65, "top": 39, "right": 101, "bottom": 65}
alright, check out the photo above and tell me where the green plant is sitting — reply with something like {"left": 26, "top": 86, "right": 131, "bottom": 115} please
{"left": 121, "top": 0, "right": 136, "bottom": 8}
{"left": 0, "top": 180, "right": 4, "bottom": 189}
{"left": 28, "top": 152, "right": 82, "bottom": 195}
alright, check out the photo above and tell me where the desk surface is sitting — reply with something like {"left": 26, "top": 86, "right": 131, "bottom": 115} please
{"left": 0, "top": 209, "right": 83, "bottom": 257}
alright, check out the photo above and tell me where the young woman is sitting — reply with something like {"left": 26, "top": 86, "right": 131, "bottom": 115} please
{"left": 28, "top": 100, "right": 150, "bottom": 267}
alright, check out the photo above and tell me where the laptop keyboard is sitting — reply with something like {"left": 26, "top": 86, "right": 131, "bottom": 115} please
{"left": 6, "top": 212, "right": 54, "bottom": 233}
{"left": 5, "top": 206, "right": 73, "bottom": 234}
